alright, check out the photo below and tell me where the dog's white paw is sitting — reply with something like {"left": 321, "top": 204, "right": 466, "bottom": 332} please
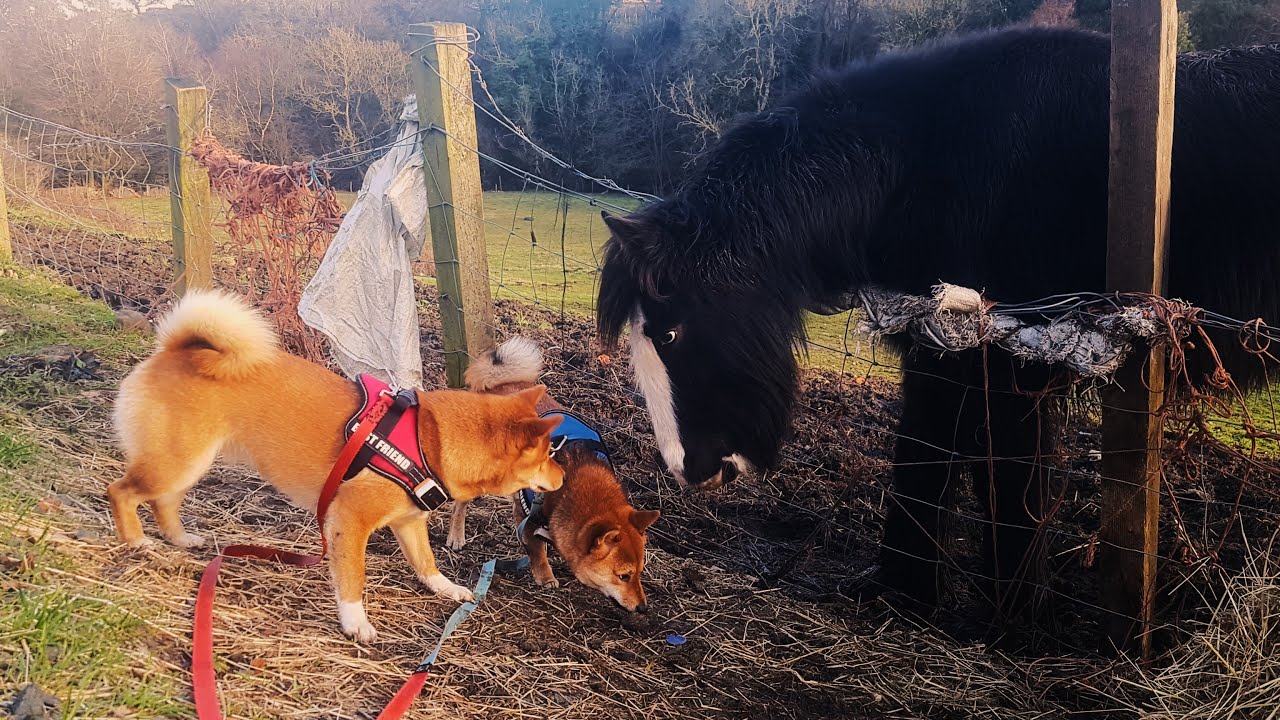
{"left": 535, "top": 576, "right": 561, "bottom": 589}
{"left": 446, "top": 531, "right": 467, "bottom": 551}
{"left": 338, "top": 601, "right": 377, "bottom": 643}
{"left": 126, "top": 536, "right": 154, "bottom": 549}
{"left": 171, "top": 532, "right": 206, "bottom": 549}
{"left": 344, "top": 620, "right": 378, "bottom": 643}
{"left": 425, "top": 574, "right": 475, "bottom": 603}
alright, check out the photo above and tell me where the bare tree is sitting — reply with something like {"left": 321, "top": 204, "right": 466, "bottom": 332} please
{"left": 207, "top": 33, "right": 304, "bottom": 163}
{"left": 295, "top": 26, "right": 404, "bottom": 154}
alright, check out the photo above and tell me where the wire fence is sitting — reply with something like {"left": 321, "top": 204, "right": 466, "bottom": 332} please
{"left": 1, "top": 106, "right": 179, "bottom": 312}
{"left": 5, "top": 50, "right": 1280, "bottom": 661}
{"left": 406, "top": 43, "right": 1280, "bottom": 653}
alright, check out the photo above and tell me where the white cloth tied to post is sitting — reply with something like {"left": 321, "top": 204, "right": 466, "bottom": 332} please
{"left": 300, "top": 96, "right": 429, "bottom": 389}
{"left": 858, "top": 283, "right": 1186, "bottom": 379}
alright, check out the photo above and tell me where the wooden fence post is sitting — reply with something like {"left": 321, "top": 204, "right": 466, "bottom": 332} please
{"left": 164, "top": 78, "right": 214, "bottom": 296}
{"left": 409, "top": 22, "right": 495, "bottom": 388}
{"left": 0, "top": 152, "right": 11, "bottom": 263}
{"left": 1099, "top": 0, "right": 1178, "bottom": 660}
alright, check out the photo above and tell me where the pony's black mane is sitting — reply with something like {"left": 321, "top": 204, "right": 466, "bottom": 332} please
{"left": 598, "top": 22, "right": 1280, "bottom": 611}
{"left": 599, "top": 25, "right": 1112, "bottom": 347}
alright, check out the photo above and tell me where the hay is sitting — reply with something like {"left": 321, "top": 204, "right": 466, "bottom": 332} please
{"left": 0, "top": 309, "right": 1127, "bottom": 720}
{"left": 13, "top": 238, "right": 1280, "bottom": 717}
{"left": 1125, "top": 535, "right": 1280, "bottom": 720}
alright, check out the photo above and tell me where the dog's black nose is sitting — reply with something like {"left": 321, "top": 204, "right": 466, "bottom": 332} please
{"left": 636, "top": 602, "right": 649, "bottom": 614}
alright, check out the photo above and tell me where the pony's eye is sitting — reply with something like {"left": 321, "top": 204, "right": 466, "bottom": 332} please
{"left": 660, "top": 330, "right": 678, "bottom": 346}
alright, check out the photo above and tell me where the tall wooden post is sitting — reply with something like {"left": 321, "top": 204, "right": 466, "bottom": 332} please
{"left": 164, "top": 79, "right": 214, "bottom": 296}
{"left": 1099, "top": 0, "right": 1178, "bottom": 660}
{"left": 0, "top": 152, "right": 12, "bottom": 263}
{"left": 410, "top": 22, "right": 495, "bottom": 388}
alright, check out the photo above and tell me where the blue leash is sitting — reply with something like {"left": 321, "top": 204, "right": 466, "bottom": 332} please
{"left": 414, "top": 558, "right": 497, "bottom": 672}
{"left": 377, "top": 556, "right": 529, "bottom": 718}
{"left": 411, "top": 555, "right": 530, "bottom": 672}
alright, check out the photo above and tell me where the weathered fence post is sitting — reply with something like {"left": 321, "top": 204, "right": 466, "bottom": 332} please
{"left": 0, "top": 152, "right": 12, "bottom": 263}
{"left": 164, "top": 78, "right": 214, "bottom": 296}
{"left": 409, "top": 22, "right": 495, "bottom": 388}
{"left": 1099, "top": 0, "right": 1178, "bottom": 660}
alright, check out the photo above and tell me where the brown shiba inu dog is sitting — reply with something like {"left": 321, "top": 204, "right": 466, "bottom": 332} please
{"left": 108, "top": 291, "right": 564, "bottom": 641}
{"left": 448, "top": 336, "right": 659, "bottom": 613}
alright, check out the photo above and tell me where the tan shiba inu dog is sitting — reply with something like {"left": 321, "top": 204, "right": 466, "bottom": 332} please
{"left": 449, "top": 336, "right": 659, "bottom": 612}
{"left": 108, "top": 291, "right": 564, "bottom": 641}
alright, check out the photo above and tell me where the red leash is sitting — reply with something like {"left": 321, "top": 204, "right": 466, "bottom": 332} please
{"left": 192, "top": 395, "right": 393, "bottom": 720}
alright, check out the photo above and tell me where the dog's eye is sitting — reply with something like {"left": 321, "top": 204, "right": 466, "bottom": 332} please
{"left": 618, "top": 573, "right": 632, "bottom": 582}
{"left": 659, "top": 330, "right": 677, "bottom": 346}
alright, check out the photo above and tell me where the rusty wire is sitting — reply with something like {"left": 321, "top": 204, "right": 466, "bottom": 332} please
{"left": 189, "top": 135, "right": 342, "bottom": 361}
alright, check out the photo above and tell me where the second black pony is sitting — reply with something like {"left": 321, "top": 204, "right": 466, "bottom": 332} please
{"left": 597, "top": 26, "right": 1280, "bottom": 610}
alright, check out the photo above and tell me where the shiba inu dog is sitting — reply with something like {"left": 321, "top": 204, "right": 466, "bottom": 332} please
{"left": 108, "top": 291, "right": 564, "bottom": 641}
{"left": 448, "top": 336, "right": 659, "bottom": 612}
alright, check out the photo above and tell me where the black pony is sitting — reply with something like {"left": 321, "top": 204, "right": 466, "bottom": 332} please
{"left": 597, "top": 26, "right": 1280, "bottom": 610}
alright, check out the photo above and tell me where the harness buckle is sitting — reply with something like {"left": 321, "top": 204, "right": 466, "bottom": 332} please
{"left": 413, "top": 479, "right": 450, "bottom": 511}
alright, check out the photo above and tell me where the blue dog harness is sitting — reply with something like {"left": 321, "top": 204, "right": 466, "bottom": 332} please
{"left": 517, "top": 409, "right": 610, "bottom": 545}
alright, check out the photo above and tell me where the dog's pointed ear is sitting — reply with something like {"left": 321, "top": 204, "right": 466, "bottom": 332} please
{"left": 519, "top": 415, "right": 561, "bottom": 446}
{"left": 629, "top": 509, "right": 660, "bottom": 533}
{"left": 586, "top": 522, "right": 623, "bottom": 554}
{"left": 513, "top": 384, "right": 547, "bottom": 408}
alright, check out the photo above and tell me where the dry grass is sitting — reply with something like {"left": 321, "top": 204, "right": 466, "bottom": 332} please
{"left": 0, "top": 264, "right": 1130, "bottom": 719}
{"left": 9, "top": 210, "right": 1280, "bottom": 718}
{"left": 1123, "top": 535, "right": 1280, "bottom": 719}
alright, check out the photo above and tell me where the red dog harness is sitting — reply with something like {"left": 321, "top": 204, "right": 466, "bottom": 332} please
{"left": 345, "top": 374, "right": 449, "bottom": 511}
{"left": 193, "top": 374, "right": 451, "bottom": 720}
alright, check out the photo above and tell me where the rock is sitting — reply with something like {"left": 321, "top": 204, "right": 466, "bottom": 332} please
{"left": 8, "top": 683, "right": 60, "bottom": 720}
{"left": 114, "top": 309, "right": 152, "bottom": 334}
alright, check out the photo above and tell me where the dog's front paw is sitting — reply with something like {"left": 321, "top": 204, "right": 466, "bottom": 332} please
{"left": 125, "top": 536, "right": 154, "bottom": 549}
{"left": 344, "top": 620, "right": 378, "bottom": 643}
{"left": 170, "top": 532, "right": 206, "bottom": 549}
{"left": 531, "top": 567, "right": 559, "bottom": 588}
{"left": 446, "top": 530, "right": 467, "bottom": 551}
{"left": 425, "top": 574, "right": 475, "bottom": 603}
{"left": 338, "top": 601, "right": 377, "bottom": 643}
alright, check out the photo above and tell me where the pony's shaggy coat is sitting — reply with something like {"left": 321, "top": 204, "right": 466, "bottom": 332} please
{"left": 598, "top": 27, "right": 1280, "bottom": 610}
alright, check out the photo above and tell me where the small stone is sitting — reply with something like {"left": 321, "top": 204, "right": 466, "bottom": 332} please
{"left": 8, "top": 683, "right": 60, "bottom": 720}
{"left": 114, "top": 309, "right": 153, "bottom": 334}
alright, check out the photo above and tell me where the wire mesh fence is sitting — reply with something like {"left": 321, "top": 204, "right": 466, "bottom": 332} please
{"left": 4, "top": 47, "right": 1280, "bottom": 668}
{"left": 1, "top": 106, "right": 178, "bottom": 313}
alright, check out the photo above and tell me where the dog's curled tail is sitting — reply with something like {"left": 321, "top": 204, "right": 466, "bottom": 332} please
{"left": 155, "top": 290, "right": 279, "bottom": 380}
{"left": 465, "top": 335, "right": 544, "bottom": 391}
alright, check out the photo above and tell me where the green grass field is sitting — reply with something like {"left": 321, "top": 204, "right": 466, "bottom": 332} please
{"left": 0, "top": 268, "right": 188, "bottom": 717}
{"left": 24, "top": 187, "right": 1280, "bottom": 438}
{"left": 40, "top": 188, "right": 885, "bottom": 377}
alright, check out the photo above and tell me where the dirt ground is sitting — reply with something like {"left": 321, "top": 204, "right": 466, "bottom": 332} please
{"left": 6, "top": 223, "right": 1279, "bottom": 719}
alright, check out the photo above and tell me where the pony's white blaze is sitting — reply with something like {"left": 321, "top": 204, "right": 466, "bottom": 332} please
{"left": 628, "top": 309, "right": 686, "bottom": 485}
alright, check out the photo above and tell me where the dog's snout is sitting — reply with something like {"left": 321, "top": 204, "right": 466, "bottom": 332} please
{"left": 635, "top": 602, "right": 649, "bottom": 614}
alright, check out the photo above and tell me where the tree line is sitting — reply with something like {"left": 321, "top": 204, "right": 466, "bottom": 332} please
{"left": 1, "top": 0, "right": 1276, "bottom": 194}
